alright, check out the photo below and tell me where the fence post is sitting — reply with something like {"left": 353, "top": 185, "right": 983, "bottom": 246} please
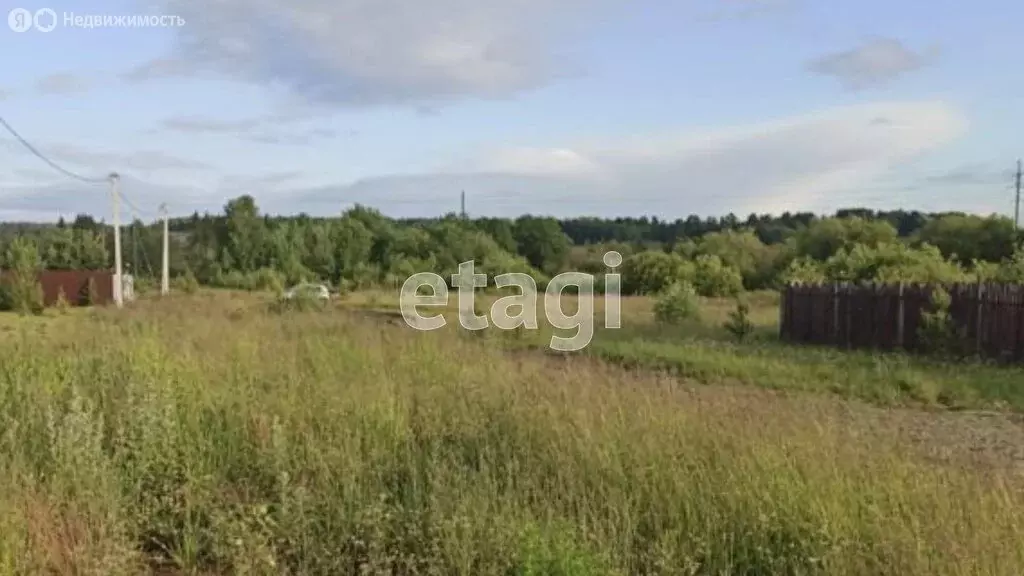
{"left": 779, "top": 286, "right": 787, "bottom": 340}
{"left": 845, "top": 283, "right": 852, "bottom": 348}
{"left": 832, "top": 283, "right": 840, "bottom": 344}
{"left": 896, "top": 282, "right": 905, "bottom": 349}
{"left": 976, "top": 284, "right": 985, "bottom": 356}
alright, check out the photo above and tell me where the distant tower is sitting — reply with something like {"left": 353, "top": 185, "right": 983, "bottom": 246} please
{"left": 460, "top": 190, "right": 467, "bottom": 219}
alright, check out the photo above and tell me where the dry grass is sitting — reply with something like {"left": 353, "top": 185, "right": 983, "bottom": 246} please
{"left": 0, "top": 291, "right": 1021, "bottom": 574}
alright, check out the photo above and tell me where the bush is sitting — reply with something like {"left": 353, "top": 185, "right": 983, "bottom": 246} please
{"left": 653, "top": 282, "right": 700, "bottom": 325}
{"left": 175, "top": 269, "right": 200, "bottom": 295}
{"left": 691, "top": 255, "right": 743, "bottom": 297}
{"left": 778, "top": 257, "right": 826, "bottom": 285}
{"left": 1, "top": 237, "right": 44, "bottom": 315}
{"left": 621, "top": 251, "right": 692, "bottom": 295}
{"left": 917, "top": 286, "right": 961, "bottom": 356}
{"left": 268, "top": 291, "right": 327, "bottom": 314}
{"left": 250, "top": 268, "right": 284, "bottom": 293}
{"left": 0, "top": 277, "right": 44, "bottom": 316}
{"left": 133, "top": 276, "right": 155, "bottom": 295}
{"left": 824, "top": 243, "right": 969, "bottom": 285}
{"left": 55, "top": 286, "right": 70, "bottom": 314}
{"left": 724, "top": 298, "right": 755, "bottom": 342}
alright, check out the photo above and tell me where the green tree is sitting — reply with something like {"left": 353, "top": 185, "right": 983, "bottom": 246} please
{"left": 789, "top": 217, "right": 899, "bottom": 261}
{"left": 222, "top": 195, "right": 267, "bottom": 273}
{"left": 824, "top": 243, "right": 968, "bottom": 284}
{"left": 694, "top": 229, "right": 780, "bottom": 289}
{"left": 332, "top": 215, "right": 375, "bottom": 282}
{"left": 514, "top": 216, "right": 571, "bottom": 275}
{"left": 916, "top": 214, "right": 1017, "bottom": 264}
{"left": 724, "top": 298, "right": 755, "bottom": 342}
{"left": 1, "top": 237, "right": 44, "bottom": 315}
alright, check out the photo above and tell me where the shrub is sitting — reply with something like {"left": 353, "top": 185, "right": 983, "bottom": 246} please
{"left": 335, "top": 278, "right": 354, "bottom": 300}
{"left": 1, "top": 279, "right": 45, "bottom": 316}
{"left": 778, "top": 256, "right": 826, "bottom": 285}
{"left": 133, "top": 276, "right": 155, "bottom": 295}
{"left": 621, "top": 251, "right": 692, "bottom": 295}
{"left": 175, "top": 269, "right": 200, "bottom": 295}
{"left": 269, "top": 291, "right": 327, "bottom": 314}
{"left": 917, "top": 286, "right": 960, "bottom": 356}
{"left": 1, "top": 238, "right": 44, "bottom": 315}
{"left": 724, "top": 298, "right": 755, "bottom": 342}
{"left": 653, "top": 282, "right": 700, "bottom": 325}
{"left": 251, "top": 268, "right": 284, "bottom": 293}
{"left": 824, "top": 243, "right": 969, "bottom": 285}
{"left": 79, "top": 277, "right": 100, "bottom": 307}
{"left": 691, "top": 255, "right": 743, "bottom": 297}
{"left": 55, "top": 286, "right": 70, "bottom": 314}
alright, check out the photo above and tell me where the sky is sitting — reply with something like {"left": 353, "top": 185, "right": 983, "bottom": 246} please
{"left": 0, "top": 0, "right": 1021, "bottom": 222}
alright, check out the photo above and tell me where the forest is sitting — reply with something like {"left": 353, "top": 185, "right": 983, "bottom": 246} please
{"left": 1, "top": 195, "right": 1022, "bottom": 298}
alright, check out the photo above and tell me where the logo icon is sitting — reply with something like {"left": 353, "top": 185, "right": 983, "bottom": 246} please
{"left": 7, "top": 8, "right": 32, "bottom": 32}
{"left": 7, "top": 8, "right": 58, "bottom": 32}
{"left": 33, "top": 8, "right": 56, "bottom": 32}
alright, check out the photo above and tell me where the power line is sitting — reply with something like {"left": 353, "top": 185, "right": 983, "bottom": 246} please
{"left": 1015, "top": 159, "right": 1021, "bottom": 230}
{"left": 120, "top": 189, "right": 158, "bottom": 219}
{"left": 0, "top": 116, "right": 109, "bottom": 184}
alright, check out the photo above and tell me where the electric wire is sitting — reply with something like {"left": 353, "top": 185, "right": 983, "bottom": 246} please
{"left": 0, "top": 116, "right": 109, "bottom": 184}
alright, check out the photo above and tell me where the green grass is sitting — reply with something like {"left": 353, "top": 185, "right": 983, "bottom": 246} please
{"left": 0, "top": 292, "right": 1021, "bottom": 574}
{"left": 356, "top": 287, "right": 1024, "bottom": 411}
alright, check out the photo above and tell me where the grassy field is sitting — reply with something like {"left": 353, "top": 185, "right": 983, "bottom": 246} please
{"left": 0, "top": 290, "right": 1022, "bottom": 574}
{"left": 347, "top": 287, "right": 1024, "bottom": 411}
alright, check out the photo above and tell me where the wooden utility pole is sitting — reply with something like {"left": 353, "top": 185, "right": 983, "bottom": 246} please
{"left": 160, "top": 203, "right": 169, "bottom": 296}
{"left": 1015, "top": 159, "right": 1021, "bottom": 230}
{"left": 110, "top": 173, "right": 123, "bottom": 308}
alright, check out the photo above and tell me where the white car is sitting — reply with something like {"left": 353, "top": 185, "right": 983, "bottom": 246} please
{"left": 283, "top": 283, "right": 331, "bottom": 301}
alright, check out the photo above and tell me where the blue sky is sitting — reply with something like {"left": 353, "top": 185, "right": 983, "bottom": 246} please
{"left": 0, "top": 0, "right": 1020, "bottom": 222}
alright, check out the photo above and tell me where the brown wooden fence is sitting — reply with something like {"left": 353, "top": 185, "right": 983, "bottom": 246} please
{"left": 780, "top": 283, "right": 1024, "bottom": 362}
{"left": 0, "top": 270, "right": 114, "bottom": 307}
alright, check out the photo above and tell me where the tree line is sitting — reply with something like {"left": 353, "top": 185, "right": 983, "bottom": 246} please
{"left": 1, "top": 195, "right": 1022, "bottom": 298}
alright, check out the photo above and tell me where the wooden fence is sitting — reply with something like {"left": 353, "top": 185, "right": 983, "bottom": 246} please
{"left": 780, "top": 283, "right": 1024, "bottom": 362}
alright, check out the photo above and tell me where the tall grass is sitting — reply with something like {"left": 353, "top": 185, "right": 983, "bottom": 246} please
{"left": 355, "top": 287, "right": 1024, "bottom": 411}
{"left": 0, "top": 293, "right": 1021, "bottom": 574}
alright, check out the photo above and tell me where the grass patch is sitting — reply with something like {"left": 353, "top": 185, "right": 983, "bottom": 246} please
{"left": 0, "top": 294, "right": 1021, "bottom": 573}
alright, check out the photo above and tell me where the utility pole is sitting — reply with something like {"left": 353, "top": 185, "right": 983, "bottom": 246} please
{"left": 1015, "top": 159, "right": 1021, "bottom": 230}
{"left": 131, "top": 216, "right": 139, "bottom": 277}
{"left": 110, "top": 172, "right": 123, "bottom": 308}
{"left": 160, "top": 203, "right": 169, "bottom": 296}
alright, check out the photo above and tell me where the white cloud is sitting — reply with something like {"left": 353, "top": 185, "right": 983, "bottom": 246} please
{"left": 808, "top": 37, "right": 940, "bottom": 89}
{"left": 144, "top": 0, "right": 612, "bottom": 106}
{"left": 291, "top": 101, "right": 969, "bottom": 217}
{"left": 1, "top": 139, "right": 211, "bottom": 175}
{"left": 0, "top": 101, "right": 970, "bottom": 220}
{"left": 471, "top": 147, "right": 606, "bottom": 178}
{"left": 159, "top": 114, "right": 345, "bottom": 146}
{"left": 0, "top": 176, "right": 213, "bottom": 222}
